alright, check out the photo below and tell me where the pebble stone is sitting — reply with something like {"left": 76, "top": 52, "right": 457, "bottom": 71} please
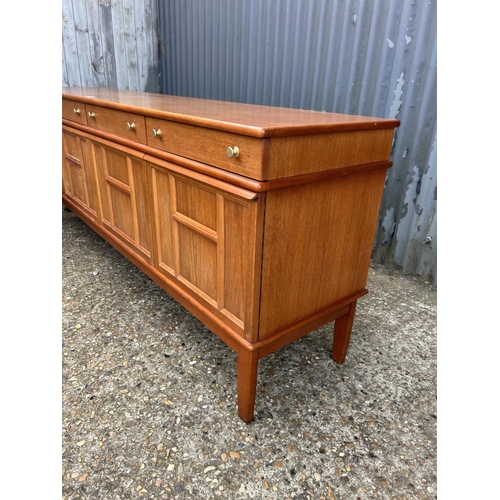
{"left": 62, "top": 208, "right": 437, "bottom": 499}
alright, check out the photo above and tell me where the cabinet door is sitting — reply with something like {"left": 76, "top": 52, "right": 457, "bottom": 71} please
{"left": 148, "top": 156, "right": 264, "bottom": 342}
{"left": 90, "top": 138, "right": 154, "bottom": 265}
{"left": 62, "top": 128, "right": 98, "bottom": 218}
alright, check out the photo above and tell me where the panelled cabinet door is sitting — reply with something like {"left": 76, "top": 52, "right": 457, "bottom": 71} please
{"left": 62, "top": 128, "right": 98, "bottom": 218}
{"left": 89, "top": 138, "right": 154, "bottom": 265}
{"left": 147, "top": 157, "right": 265, "bottom": 342}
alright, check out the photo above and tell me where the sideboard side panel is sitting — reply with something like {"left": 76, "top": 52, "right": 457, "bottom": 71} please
{"left": 258, "top": 168, "right": 388, "bottom": 338}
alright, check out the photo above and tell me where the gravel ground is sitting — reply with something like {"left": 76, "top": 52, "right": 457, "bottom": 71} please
{"left": 62, "top": 207, "right": 437, "bottom": 500}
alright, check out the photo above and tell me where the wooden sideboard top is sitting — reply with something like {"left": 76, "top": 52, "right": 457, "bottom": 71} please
{"left": 63, "top": 87, "right": 400, "bottom": 138}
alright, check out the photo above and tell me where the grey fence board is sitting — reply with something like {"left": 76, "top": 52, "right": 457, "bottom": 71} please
{"left": 77, "top": 0, "right": 96, "bottom": 87}
{"left": 85, "top": 0, "right": 107, "bottom": 87}
{"left": 62, "top": 4, "right": 81, "bottom": 87}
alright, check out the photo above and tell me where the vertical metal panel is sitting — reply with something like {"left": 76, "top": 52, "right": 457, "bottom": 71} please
{"left": 158, "top": 0, "right": 437, "bottom": 283}
{"left": 62, "top": 0, "right": 160, "bottom": 92}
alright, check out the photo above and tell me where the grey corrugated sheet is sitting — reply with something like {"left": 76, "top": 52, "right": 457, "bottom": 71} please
{"left": 62, "top": 0, "right": 160, "bottom": 92}
{"left": 158, "top": 0, "right": 437, "bottom": 283}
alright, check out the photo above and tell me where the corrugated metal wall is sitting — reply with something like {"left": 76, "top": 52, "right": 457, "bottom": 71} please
{"left": 158, "top": 0, "right": 437, "bottom": 283}
{"left": 62, "top": 0, "right": 160, "bottom": 92}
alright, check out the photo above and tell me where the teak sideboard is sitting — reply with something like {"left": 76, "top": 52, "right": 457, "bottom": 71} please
{"left": 62, "top": 87, "right": 400, "bottom": 423}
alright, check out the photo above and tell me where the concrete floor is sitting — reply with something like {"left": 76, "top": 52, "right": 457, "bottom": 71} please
{"left": 62, "top": 207, "right": 437, "bottom": 500}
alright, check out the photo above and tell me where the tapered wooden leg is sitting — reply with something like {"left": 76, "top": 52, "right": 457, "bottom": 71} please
{"left": 237, "top": 348, "right": 259, "bottom": 423}
{"left": 332, "top": 301, "right": 357, "bottom": 364}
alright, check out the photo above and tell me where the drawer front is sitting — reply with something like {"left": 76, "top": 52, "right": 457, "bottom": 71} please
{"left": 146, "top": 118, "right": 265, "bottom": 179}
{"left": 85, "top": 105, "right": 147, "bottom": 145}
{"left": 62, "top": 99, "right": 87, "bottom": 125}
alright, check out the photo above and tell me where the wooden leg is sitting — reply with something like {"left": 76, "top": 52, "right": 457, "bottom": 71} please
{"left": 237, "top": 348, "right": 259, "bottom": 423}
{"left": 332, "top": 300, "right": 357, "bottom": 364}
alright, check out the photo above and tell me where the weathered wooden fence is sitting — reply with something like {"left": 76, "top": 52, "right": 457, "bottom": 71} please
{"left": 62, "top": 0, "right": 159, "bottom": 92}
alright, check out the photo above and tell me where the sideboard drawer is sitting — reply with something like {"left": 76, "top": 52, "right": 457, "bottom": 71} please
{"left": 62, "top": 99, "right": 87, "bottom": 125}
{"left": 85, "top": 105, "right": 148, "bottom": 145}
{"left": 146, "top": 117, "right": 266, "bottom": 179}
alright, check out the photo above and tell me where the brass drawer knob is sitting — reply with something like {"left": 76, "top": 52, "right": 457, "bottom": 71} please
{"left": 87, "top": 111, "right": 96, "bottom": 119}
{"left": 126, "top": 122, "right": 136, "bottom": 131}
{"left": 152, "top": 128, "right": 162, "bottom": 138}
{"left": 226, "top": 146, "right": 240, "bottom": 158}
{"left": 73, "top": 108, "right": 80, "bottom": 115}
